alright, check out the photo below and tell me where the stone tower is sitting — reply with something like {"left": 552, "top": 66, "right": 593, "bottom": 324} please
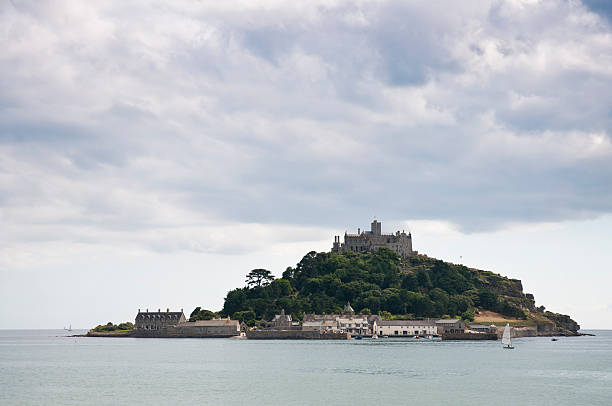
{"left": 371, "top": 220, "right": 382, "bottom": 235}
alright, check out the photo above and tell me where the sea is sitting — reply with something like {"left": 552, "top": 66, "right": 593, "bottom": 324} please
{"left": 0, "top": 329, "right": 610, "bottom": 405}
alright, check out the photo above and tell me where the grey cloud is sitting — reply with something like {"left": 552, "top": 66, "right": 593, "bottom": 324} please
{"left": 1, "top": 0, "right": 612, "bottom": 254}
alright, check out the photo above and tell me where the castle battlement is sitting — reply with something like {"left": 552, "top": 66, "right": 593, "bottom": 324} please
{"left": 332, "top": 220, "right": 416, "bottom": 258}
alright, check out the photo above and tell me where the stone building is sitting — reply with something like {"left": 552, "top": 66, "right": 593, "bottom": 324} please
{"left": 302, "top": 303, "right": 378, "bottom": 336}
{"left": 134, "top": 308, "right": 240, "bottom": 337}
{"left": 435, "top": 319, "right": 466, "bottom": 334}
{"left": 268, "top": 309, "right": 301, "bottom": 330}
{"left": 135, "top": 308, "right": 186, "bottom": 331}
{"left": 332, "top": 220, "right": 416, "bottom": 258}
{"left": 271, "top": 309, "right": 292, "bottom": 328}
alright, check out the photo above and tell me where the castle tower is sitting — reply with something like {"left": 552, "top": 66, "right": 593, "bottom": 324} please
{"left": 371, "top": 220, "right": 381, "bottom": 236}
{"left": 332, "top": 235, "right": 341, "bottom": 252}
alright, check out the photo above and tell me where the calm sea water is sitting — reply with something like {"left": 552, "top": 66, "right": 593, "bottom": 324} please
{"left": 0, "top": 329, "right": 610, "bottom": 405}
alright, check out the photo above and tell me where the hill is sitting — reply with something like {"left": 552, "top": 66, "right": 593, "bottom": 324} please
{"left": 215, "top": 248, "right": 579, "bottom": 335}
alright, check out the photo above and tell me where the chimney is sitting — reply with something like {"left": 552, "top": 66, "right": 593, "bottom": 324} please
{"left": 358, "top": 227, "right": 360, "bottom": 234}
{"left": 181, "top": 308, "right": 183, "bottom": 313}
{"left": 146, "top": 308, "right": 149, "bottom": 313}
{"left": 138, "top": 308, "right": 140, "bottom": 313}
{"left": 167, "top": 308, "right": 169, "bottom": 312}
{"left": 158, "top": 308, "right": 161, "bottom": 312}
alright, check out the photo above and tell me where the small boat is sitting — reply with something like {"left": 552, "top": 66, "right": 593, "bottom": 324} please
{"left": 356, "top": 335, "right": 363, "bottom": 340}
{"left": 371, "top": 334, "right": 378, "bottom": 339}
{"left": 551, "top": 338, "right": 558, "bottom": 341}
{"left": 502, "top": 323, "right": 514, "bottom": 349}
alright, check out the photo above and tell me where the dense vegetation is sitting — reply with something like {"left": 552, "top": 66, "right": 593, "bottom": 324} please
{"left": 92, "top": 322, "right": 134, "bottom": 332}
{"left": 219, "top": 249, "right": 528, "bottom": 326}
{"left": 189, "top": 307, "right": 220, "bottom": 321}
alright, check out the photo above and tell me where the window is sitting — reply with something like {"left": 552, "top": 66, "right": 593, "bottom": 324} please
{"left": 403, "top": 331, "right": 408, "bottom": 335}
{"left": 394, "top": 331, "right": 398, "bottom": 335}
{"left": 379, "top": 331, "right": 383, "bottom": 335}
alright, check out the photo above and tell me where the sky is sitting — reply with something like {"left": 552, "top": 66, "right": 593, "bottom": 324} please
{"left": 1, "top": 0, "right": 611, "bottom": 329}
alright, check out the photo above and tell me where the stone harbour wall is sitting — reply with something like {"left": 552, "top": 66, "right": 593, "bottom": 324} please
{"left": 246, "top": 330, "right": 351, "bottom": 340}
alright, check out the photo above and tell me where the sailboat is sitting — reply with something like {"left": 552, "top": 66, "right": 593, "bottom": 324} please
{"left": 502, "top": 323, "right": 514, "bottom": 349}
{"left": 64, "top": 324, "right": 72, "bottom": 332}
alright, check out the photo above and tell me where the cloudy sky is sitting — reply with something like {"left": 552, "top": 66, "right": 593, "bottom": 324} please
{"left": 1, "top": 0, "right": 611, "bottom": 329}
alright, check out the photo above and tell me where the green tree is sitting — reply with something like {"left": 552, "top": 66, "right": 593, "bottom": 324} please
{"left": 461, "top": 309, "right": 475, "bottom": 322}
{"left": 233, "top": 310, "right": 256, "bottom": 323}
{"left": 190, "top": 307, "right": 218, "bottom": 321}
{"left": 222, "top": 289, "right": 247, "bottom": 316}
{"left": 416, "top": 270, "right": 433, "bottom": 290}
{"left": 401, "top": 273, "right": 418, "bottom": 291}
{"left": 269, "top": 279, "right": 293, "bottom": 297}
{"left": 478, "top": 289, "right": 498, "bottom": 309}
{"left": 429, "top": 288, "right": 450, "bottom": 316}
{"left": 245, "top": 269, "right": 275, "bottom": 288}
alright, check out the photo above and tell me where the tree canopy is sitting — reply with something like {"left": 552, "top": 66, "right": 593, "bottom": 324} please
{"left": 220, "top": 248, "right": 528, "bottom": 323}
{"left": 189, "top": 307, "right": 219, "bottom": 321}
{"left": 245, "top": 269, "right": 275, "bottom": 288}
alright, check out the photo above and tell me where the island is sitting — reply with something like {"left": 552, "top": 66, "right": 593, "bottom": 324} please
{"left": 88, "top": 220, "right": 581, "bottom": 339}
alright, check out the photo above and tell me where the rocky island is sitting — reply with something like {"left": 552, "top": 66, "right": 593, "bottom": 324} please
{"left": 89, "top": 221, "right": 581, "bottom": 338}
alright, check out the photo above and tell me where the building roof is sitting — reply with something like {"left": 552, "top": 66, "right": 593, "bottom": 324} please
{"left": 302, "top": 320, "right": 338, "bottom": 327}
{"left": 337, "top": 316, "right": 368, "bottom": 322}
{"left": 136, "top": 311, "right": 184, "bottom": 320}
{"left": 435, "top": 319, "right": 462, "bottom": 324}
{"left": 379, "top": 320, "right": 436, "bottom": 326}
{"left": 272, "top": 309, "right": 292, "bottom": 322}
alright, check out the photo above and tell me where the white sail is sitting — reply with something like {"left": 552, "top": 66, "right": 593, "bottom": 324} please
{"left": 501, "top": 323, "right": 511, "bottom": 346}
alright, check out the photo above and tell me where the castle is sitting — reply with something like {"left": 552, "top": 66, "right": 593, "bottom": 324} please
{"left": 331, "top": 220, "right": 416, "bottom": 258}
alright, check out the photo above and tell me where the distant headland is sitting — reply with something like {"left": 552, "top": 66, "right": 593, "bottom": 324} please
{"left": 89, "top": 220, "right": 582, "bottom": 339}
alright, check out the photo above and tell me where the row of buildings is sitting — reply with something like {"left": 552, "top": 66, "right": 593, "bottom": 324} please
{"left": 270, "top": 303, "right": 470, "bottom": 337}
{"left": 133, "top": 304, "right": 492, "bottom": 338}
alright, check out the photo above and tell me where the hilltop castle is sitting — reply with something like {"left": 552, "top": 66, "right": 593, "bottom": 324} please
{"left": 331, "top": 220, "right": 416, "bottom": 258}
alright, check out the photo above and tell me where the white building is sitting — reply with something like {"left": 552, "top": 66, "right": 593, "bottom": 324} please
{"left": 337, "top": 315, "right": 372, "bottom": 335}
{"left": 377, "top": 320, "right": 438, "bottom": 337}
{"left": 302, "top": 318, "right": 339, "bottom": 332}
